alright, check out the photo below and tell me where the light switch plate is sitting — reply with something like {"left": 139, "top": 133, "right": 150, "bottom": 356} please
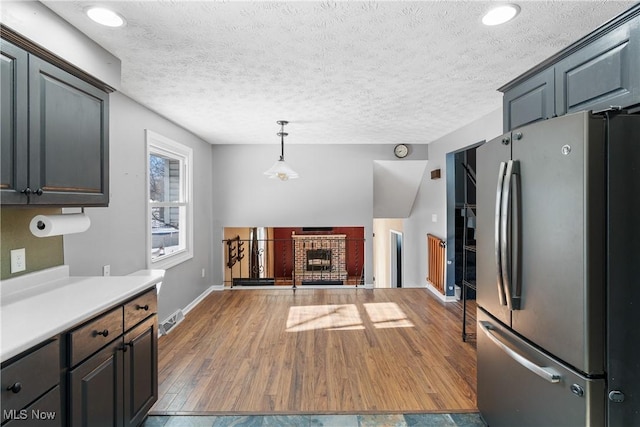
{"left": 11, "top": 248, "right": 26, "bottom": 273}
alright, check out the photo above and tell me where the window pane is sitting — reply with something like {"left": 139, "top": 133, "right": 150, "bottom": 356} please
{"left": 149, "top": 154, "right": 181, "bottom": 202}
{"left": 151, "top": 206, "right": 183, "bottom": 261}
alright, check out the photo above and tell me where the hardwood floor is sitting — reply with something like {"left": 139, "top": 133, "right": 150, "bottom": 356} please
{"left": 151, "top": 288, "right": 478, "bottom": 415}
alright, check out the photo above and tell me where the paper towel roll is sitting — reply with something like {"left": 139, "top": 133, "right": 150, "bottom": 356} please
{"left": 29, "top": 213, "right": 91, "bottom": 238}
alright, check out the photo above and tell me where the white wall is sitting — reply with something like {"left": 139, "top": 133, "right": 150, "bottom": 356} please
{"left": 64, "top": 93, "right": 214, "bottom": 321}
{"left": 403, "top": 107, "right": 503, "bottom": 294}
{"left": 210, "top": 144, "right": 428, "bottom": 286}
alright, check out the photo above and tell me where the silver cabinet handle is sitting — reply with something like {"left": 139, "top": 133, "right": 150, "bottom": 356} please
{"left": 495, "top": 162, "right": 507, "bottom": 306}
{"left": 479, "top": 321, "right": 561, "bottom": 384}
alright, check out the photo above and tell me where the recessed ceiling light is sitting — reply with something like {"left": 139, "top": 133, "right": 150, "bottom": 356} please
{"left": 482, "top": 4, "right": 520, "bottom": 26}
{"left": 86, "top": 7, "right": 125, "bottom": 27}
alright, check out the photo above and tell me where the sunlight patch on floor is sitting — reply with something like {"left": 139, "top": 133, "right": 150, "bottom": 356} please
{"left": 286, "top": 304, "right": 365, "bottom": 332}
{"left": 286, "top": 303, "right": 413, "bottom": 332}
{"left": 364, "top": 302, "right": 414, "bottom": 329}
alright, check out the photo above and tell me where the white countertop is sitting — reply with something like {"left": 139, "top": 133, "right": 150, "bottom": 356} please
{"left": 0, "top": 266, "right": 165, "bottom": 363}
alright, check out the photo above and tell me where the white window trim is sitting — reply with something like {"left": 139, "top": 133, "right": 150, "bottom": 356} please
{"left": 146, "top": 130, "right": 194, "bottom": 270}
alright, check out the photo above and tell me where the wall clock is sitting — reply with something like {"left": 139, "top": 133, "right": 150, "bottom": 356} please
{"left": 394, "top": 144, "right": 409, "bottom": 158}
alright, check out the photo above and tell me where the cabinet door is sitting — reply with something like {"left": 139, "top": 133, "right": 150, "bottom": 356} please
{"left": 69, "top": 340, "right": 123, "bottom": 427}
{"left": 555, "top": 19, "right": 640, "bottom": 115}
{"left": 28, "top": 55, "right": 109, "bottom": 206}
{"left": 0, "top": 39, "right": 28, "bottom": 204}
{"left": 3, "top": 386, "right": 62, "bottom": 427}
{"left": 502, "top": 68, "right": 555, "bottom": 132}
{"left": 123, "top": 316, "right": 158, "bottom": 427}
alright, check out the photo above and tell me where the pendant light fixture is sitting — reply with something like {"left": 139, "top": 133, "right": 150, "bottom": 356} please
{"left": 264, "top": 120, "right": 299, "bottom": 181}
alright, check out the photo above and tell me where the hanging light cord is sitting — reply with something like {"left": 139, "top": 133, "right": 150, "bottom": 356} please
{"left": 277, "top": 120, "right": 288, "bottom": 161}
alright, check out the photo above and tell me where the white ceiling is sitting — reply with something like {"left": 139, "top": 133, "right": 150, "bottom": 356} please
{"left": 42, "top": 1, "right": 636, "bottom": 146}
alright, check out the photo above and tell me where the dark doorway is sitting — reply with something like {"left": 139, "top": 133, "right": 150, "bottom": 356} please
{"left": 390, "top": 230, "right": 403, "bottom": 288}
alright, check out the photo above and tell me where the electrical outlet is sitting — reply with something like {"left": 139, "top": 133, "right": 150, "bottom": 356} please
{"left": 201, "top": 268, "right": 206, "bottom": 278}
{"left": 102, "top": 265, "right": 111, "bottom": 276}
{"left": 11, "top": 248, "right": 26, "bottom": 273}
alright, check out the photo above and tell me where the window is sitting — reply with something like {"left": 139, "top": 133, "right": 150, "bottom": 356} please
{"left": 146, "top": 130, "right": 193, "bottom": 269}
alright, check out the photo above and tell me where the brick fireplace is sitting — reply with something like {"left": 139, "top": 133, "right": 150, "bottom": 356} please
{"left": 292, "top": 233, "right": 348, "bottom": 285}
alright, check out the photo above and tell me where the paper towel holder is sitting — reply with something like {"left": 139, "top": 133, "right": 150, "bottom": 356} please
{"left": 30, "top": 207, "right": 90, "bottom": 238}
{"left": 35, "top": 208, "right": 86, "bottom": 230}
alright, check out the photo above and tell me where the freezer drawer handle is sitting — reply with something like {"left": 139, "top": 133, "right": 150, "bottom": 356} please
{"left": 479, "top": 321, "right": 562, "bottom": 384}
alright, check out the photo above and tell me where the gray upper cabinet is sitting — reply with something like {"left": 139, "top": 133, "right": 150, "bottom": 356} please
{"left": 0, "top": 35, "right": 110, "bottom": 206}
{"left": 0, "top": 40, "right": 28, "bottom": 204}
{"left": 555, "top": 18, "right": 640, "bottom": 115}
{"left": 500, "top": 5, "right": 640, "bottom": 131}
{"left": 503, "top": 68, "right": 555, "bottom": 132}
{"left": 28, "top": 56, "right": 109, "bottom": 206}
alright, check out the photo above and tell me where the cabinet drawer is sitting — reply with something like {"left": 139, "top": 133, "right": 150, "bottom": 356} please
{"left": 1, "top": 339, "right": 60, "bottom": 421}
{"left": 124, "top": 288, "right": 157, "bottom": 331}
{"left": 69, "top": 307, "right": 123, "bottom": 367}
{"left": 3, "top": 385, "right": 61, "bottom": 427}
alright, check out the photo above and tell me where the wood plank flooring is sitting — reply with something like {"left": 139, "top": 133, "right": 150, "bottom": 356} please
{"left": 151, "top": 288, "right": 477, "bottom": 415}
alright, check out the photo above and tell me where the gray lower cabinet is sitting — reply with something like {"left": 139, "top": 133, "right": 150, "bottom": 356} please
{"left": 68, "top": 289, "right": 158, "bottom": 427}
{"left": 123, "top": 317, "right": 158, "bottom": 427}
{"left": 69, "top": 339, "right": 124, "bottom": 427}
{"left": 3, "top": 386, "right": 62, "bottom": 427}
{"left": 1, "top": 289, "right": 158, "bottom": 427}
{"left": 69, "top": 317, "right": 158, "bottom": 427}
{"left": 0, "top": 340, "right": 62, "bottom": 426}
{"left": 0, "top": 37, "right": 109, "bottom": 206}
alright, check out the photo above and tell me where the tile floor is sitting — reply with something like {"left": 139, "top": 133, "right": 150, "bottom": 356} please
{"left": 142, "top": 413, "right": 485, "bottom": 427}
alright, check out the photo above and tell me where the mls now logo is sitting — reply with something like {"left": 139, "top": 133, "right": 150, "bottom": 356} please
{"left": 3, "top": 409, "right": 56, "bottom": 421}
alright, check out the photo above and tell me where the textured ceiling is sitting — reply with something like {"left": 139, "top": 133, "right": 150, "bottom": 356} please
{"left": 42, "top": 1, "right": 637, "bottom": 145}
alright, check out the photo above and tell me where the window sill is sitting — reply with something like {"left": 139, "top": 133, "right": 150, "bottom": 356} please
{"left": 150, "top": 250, "right": 193, "bottom": 270}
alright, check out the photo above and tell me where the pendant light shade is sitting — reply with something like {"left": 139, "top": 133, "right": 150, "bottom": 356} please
{"left": 264, "top": 120, "right": 299, "bottom": 181}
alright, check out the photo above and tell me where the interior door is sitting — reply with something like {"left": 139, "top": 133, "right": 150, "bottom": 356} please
{"left": 510, "top": 112, "right": 605, "bottom": 375}
{"left": 476, "top": 133, "right": 512, "bottom": 326}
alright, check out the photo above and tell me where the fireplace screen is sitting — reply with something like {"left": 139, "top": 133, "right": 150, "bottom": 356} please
{"left": 306, "top": 249, "right": 332, "bottom": 271}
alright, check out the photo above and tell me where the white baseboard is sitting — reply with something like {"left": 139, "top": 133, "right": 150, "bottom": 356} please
{"left": 426, "top": 281, "right": 458, "bottom": 302}
{"left": 182, "top": 284, "right": 223, "bottom": 316}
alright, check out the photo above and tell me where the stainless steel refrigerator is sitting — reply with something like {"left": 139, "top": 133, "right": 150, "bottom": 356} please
{"left": 476, "top": 110, "right": 640, "bottom": 427}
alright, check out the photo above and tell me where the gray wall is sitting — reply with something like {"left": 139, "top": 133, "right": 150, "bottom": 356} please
{"left": 64, "top": 92, "right": 214, "bottom": 321}
{"left": 211, "top": 143, "right": 428, "bottom": 286}
{"left": 402, "top": 108, "right": 503, "bottom": 293}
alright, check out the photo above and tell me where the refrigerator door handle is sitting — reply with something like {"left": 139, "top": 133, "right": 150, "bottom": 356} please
{"left": 495, "top": 161, "right": 507, "bottom": 306}
{"left": 511, "top": 164, "right": 521, "bottom": 310}
{"left": 479, "top": 321, "right": 562, "bottom": 384}
{"left": 500, "top": 160, "right": 515, "bottom": 310}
